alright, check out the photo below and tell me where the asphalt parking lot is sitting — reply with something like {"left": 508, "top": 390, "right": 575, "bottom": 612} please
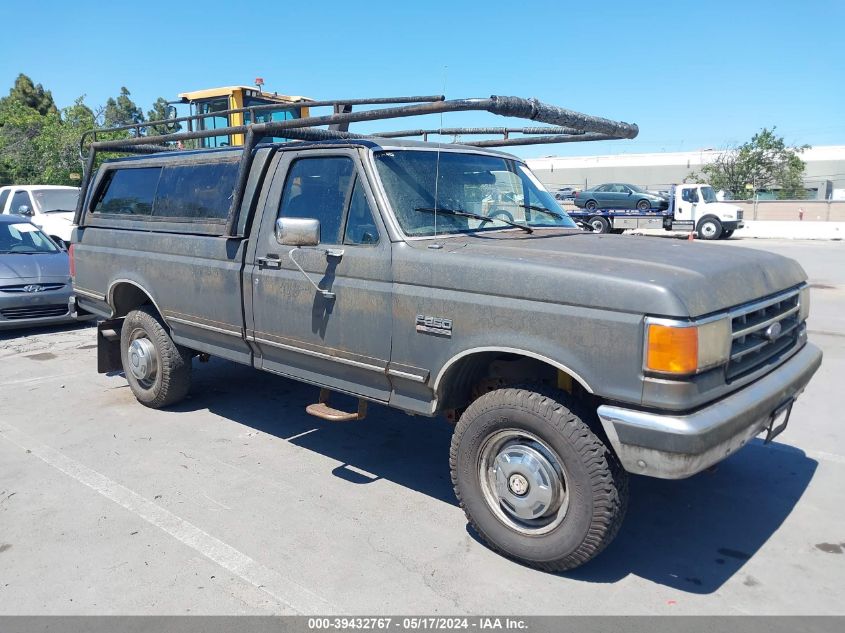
{"left": 1, "top": 237, "right": 843, "bottom": 616}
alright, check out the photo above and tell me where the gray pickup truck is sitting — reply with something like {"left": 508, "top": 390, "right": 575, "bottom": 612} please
{"left": 71, "top": 96, "right": 822, "bottom": 571}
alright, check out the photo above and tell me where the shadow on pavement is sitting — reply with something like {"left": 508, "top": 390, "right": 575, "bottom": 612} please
{"left": 173, "top": 357, "right": 457, "bottom": 505}
{"left": 564, "top": 439, "right": 817, "bottom": 593}
{"left": 176, "top": 357, "right": 817, "bottom": 594}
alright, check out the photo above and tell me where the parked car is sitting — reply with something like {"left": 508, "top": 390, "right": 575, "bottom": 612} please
{"left": 574, "top": 182, "right": 668, "bottom": 211}
{"left": 0, "top": 215, "right": 82, "bottom": 330}
{"left": 553, "top": 187, "right": 576, "bottom": 201}
{"left": 0, "top": 185, "right": 80, "bottom": 246}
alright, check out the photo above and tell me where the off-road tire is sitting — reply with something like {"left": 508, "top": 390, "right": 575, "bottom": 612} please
{"left": 121, "top": 306, "right": 192, "bottom": 408}
{"left": 450, "top": 386, "right": 628, "bottom": 571}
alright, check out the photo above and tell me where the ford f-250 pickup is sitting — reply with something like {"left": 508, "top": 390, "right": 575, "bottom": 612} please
{"left": 70, "top": 96, "right": 822, "bottom": 571}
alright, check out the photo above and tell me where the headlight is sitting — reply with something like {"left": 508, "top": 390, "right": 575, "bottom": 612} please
{"left": 799, "top": 286, "right": 810, "bottom": 321}
{"left": 644, "top": 317, "right": 731, "bottom": 375}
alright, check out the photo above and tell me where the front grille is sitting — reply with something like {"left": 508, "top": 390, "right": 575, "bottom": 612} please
{"left": 0, "top": 304, "right": 69, "bottom": 320}
{"left": 727, "top": 288, "right": 801, "bottom": 380}
{"left": 0, "top": 283, "right": 66, "bottom": 293}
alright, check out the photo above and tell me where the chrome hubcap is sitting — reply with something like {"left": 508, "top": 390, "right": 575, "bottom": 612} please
{"left": 479, "top": 430, "right": 569, "bottom": 535}
{"left": 701, "top": 222, "right": 717, "bottom": 237}
{"left": 128, "top": 336, "right": 158, "bottom": 385}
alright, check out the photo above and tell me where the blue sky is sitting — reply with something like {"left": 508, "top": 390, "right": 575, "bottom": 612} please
{"left": 2, "top": 0, "right": 843, "bottom": 158}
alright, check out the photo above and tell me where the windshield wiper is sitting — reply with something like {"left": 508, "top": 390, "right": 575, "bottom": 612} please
{"left": 415, "top": 207, "right": 533, "bottom": 234}
{"left": 521, "top": 204, "right": 565, "bottom": 221}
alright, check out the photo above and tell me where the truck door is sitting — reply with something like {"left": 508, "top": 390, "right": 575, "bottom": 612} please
{"left": 246, "top": 149, "right": 393, "bottom": 402}
{"left": 675, "top": 186, "right": 699, "bottom": 222}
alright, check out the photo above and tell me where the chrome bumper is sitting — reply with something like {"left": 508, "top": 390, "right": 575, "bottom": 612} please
{"left": 597, "top": 342, "right": 823, "bottom": 479}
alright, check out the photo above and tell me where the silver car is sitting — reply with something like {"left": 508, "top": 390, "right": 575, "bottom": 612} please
{"left": 0, "top": 215, "right": 79, "bottom": 329}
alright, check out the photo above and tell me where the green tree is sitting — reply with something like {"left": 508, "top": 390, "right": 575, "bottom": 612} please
{"left": 146, "top": 97, "right": 181, "bottom": 137}
{"left": 103, "top": 87, "right": 145, "bottom": 132}
{"left": 690, "top": 128, "right": 809, "bottom": 200}
{"left": 0, "top": 74, "right": 58, "bottom": 116}
{"left": 0, "top": 96, "right": 47, "bottom": 184}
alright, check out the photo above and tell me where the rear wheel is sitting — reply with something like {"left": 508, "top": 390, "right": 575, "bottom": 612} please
{"left": 588, "top": 216, "right": 610, "bottom": 233}
{"left": 450, "top": 387, "right": 628, "bottom": 571}
{"left": 697, "top": 217, "right": 723, "bottom": 240}
{"left": 121, "top": 306, "right": 192, "bottom": 408}
{"left": 585, "top": 199, "right": 599, "bottom": 211}
{"left": 636, "top": 199, "right": 651, "bottom": 211}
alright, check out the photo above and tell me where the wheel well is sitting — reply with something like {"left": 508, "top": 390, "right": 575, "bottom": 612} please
{"left": 110, "top": 282, "right": 157, "bottom": 319}
{"left": 436, "top": 352, "right": 592, "bottom": 414}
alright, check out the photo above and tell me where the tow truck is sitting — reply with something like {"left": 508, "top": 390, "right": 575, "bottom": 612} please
{"left": 569, "top": 183, "right": 745, "bottom": 239}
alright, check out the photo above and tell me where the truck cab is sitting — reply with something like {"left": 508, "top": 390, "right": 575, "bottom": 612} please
{"left": 671, "top": 183, "right": 745, "bottom": 239}
{"left": 178, "top": 85, "right": 312, "bottom": 148}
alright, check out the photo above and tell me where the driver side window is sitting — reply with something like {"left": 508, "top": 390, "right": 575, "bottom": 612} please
{"left": 11, "top": 190, "right": 32, "bottom": 214}
{"left": 278, "top": 157, "right": 355, "bottom": 244}
{"left": 681, "top": 188, "right": 699, "bottom": 203}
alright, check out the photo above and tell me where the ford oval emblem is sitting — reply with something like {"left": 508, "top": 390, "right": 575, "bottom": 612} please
{"left": 23, "top": 284, "right": 44, "bottom": 293}
{"left": 764, "top": 321, "right": 782, "bottom": 341}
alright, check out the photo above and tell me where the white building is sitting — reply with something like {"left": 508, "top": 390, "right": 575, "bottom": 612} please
{"left": 526, "top": 145, "right": 845, "bottom": 200}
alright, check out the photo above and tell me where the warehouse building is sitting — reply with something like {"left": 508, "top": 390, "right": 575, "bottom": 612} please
{"left": 526, "top": 145, "right": 845, "bottom": 200}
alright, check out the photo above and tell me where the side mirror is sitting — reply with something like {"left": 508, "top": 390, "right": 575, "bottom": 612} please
{"left": 17, "top": 205, "right": 33, "bottom": 216}
{"left": 275, "top": 217, "right": 320, "bottom": 247}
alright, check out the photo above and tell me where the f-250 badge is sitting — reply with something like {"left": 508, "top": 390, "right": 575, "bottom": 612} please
{"left": 416, "top": 314, "right": 452, "bottom": 337}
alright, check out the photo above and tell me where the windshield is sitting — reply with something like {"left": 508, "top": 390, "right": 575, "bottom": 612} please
{"left": 700, "top": 186, "right": 718, "bottom": 203}
{"left": 0, "top": 222, "right": 59, "bottom": 254}
{"left": 374, "top": 150, "right": 576, "bottom": 237}
{"left": 31, "top": 189, "right": 79, "bottom": 213}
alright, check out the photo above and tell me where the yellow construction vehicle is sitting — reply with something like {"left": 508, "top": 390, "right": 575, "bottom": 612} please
{"left": 178, "top": 80, "right": 312, "bottom": 148}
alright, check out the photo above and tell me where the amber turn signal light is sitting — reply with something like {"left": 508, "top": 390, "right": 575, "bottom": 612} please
{"left": 646, "top": 323, "right": 698, "bottom": 374}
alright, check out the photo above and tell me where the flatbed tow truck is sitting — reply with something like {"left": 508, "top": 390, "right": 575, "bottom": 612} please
{"left": 569, "top": 183, "right": 745, "bottom": 239}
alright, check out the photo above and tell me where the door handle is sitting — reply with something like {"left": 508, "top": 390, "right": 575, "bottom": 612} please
{"left": 257, "top": 255, "right": 282, "bottom": 269}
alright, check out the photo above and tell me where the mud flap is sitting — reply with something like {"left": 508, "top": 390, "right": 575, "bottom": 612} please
{"left": 97, "top": 319, "right": 124, "bottom": 374}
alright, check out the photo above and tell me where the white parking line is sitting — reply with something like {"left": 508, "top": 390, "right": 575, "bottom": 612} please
{"left": 0, "top": 422, "right": 336, "bottom": 615}
{"left": 0, "top": 372, "right": 84, "bottom": 386}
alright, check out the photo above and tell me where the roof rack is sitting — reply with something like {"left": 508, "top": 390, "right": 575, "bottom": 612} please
{"left": 76, "top": 94, "right": 638, "bottom": 234}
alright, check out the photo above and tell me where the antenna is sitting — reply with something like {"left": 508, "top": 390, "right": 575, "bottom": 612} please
{"left": 432, "top": 66, "right": 448, "bottom": 240}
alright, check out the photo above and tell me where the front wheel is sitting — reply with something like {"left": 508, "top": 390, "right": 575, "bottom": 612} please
{"left": 636, "top": 199, "right": 651, "bottom": 211}
{"left": 450, "top": 387, "right": 629, "bottom": 571}
{"left": 697, "top": 217, "right": 723, "bottom": 240}
{"left": 121, "top": 306, "right": 192, "bottom": 408}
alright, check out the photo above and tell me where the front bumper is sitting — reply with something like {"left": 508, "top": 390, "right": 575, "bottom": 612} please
{"left": 0, "top": 285, "right": 74, "bottom": 330}
{"left": 723, "top": 220, "right": 745, "bottom": 231}
{"left": 597, "top": 342, "right": 822, "bottom": 479}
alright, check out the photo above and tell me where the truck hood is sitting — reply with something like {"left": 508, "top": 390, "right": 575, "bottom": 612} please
{"left": 0, "top": 252, "right": 70, "bottom": 283}
{"left": 402, "top": 231, "right": 805, "bottom": 317}
{"left": 701, "top": 201, "right": 741, "bottom": 216}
